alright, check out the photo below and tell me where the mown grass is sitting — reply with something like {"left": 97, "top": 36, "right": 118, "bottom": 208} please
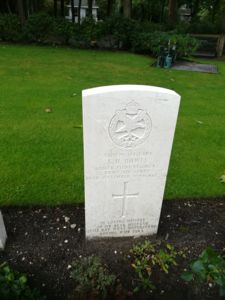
{"left": 0, "top": 44, "right": 224, "bottom": 205}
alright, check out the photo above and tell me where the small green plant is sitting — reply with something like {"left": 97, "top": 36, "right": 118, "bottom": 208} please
{"left": 130, "top": 241, "right": 180, "bottom": 293}
{"left": 71, "top": 255, "right": 116, "bottom": 299}
{"left": 0, "top": 262, "right": 46, "bottom": 300}
{"left": 181, "top": 247, "right": 225, "bottom": 297}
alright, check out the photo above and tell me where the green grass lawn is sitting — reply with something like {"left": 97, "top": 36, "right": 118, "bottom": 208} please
{"left": 0, "top": 44, "right": 224, "bottom": 205}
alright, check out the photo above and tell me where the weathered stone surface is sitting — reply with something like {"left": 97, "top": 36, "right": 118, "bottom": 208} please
{"left": 0, "top": 211, "right": 7, "bottom": 250}
{"left": 82, "top": 85, "right": 180, "bottom": 239}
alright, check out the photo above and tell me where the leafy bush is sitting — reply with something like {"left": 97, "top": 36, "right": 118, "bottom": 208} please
{"left": 104, "top": 16, "right": 137, "bottom": 49}
{"left": 23, "top": 13, "right": 55, "bottom": 43}
{"left": 175, "top": 34, "right": 200, "bottom": 58}
{"left": 69, "top": 18, "right": 110, "bottom": 48}
{"left": 75, "top": 18, "right": 103, "bottom": 47}
{"left": 0, "top": 14, "right": 22, "bottom": 41}
{"left": 0, "top": 262, "right": 46, "bottom": 300}
{"left": 69, "top": 16, "right": 170, "bottom": 51}
{"left": 52, "top": 18, "right": 75, "bottom": 44}
{"left": 152, "top": 32, "right": 199, "bottom": 58}
{"left": 188, "top": 20, "right": 220, "bottom": 34}
{"left": 23, "top": 13, "right": 75, "bottom": 45}
{"left": 71, "top": 255, "right": 116, "bottom": 299}
{"left": 130, "top": 241, "right": 180, "bottom": 293}
{"left": 132, "top": 31, "right": 199, "bottom": 57}
{"left": 138, "top": 21, "right": 165, "bottom": 33}
{"left": 69, "top": 16, "right": 137, "bottom": 49}
{"left": 181, "top": 247, "right": 225, "bottom": 297}
{"left": 0, "top": 13, "right": 199, "bottom": 57}
{"left": 131, "top": 32, "right": 154, "bottom": 53}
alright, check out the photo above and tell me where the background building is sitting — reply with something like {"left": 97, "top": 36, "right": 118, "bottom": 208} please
{"left": 65, "top": 0, "right": 98, "bottom": 23}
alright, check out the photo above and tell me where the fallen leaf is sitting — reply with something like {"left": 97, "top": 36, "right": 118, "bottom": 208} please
{"left": 195, "top": 120, "right": 203, "bottom": 124}
{"left": 45, "top": 108, "right": 52, "bottom": 113}
{"left": 220, "top": 174, "right": 225, "bottom": 183}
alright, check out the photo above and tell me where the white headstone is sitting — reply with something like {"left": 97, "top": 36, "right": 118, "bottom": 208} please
{"left": 83, "top": 85, "right": 180, "bottom": 239}
{"left": 0, "top": 211, "right": 7, "bottom": 249}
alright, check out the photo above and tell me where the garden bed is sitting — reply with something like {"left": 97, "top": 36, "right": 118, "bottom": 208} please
{"left": 0, "top": 198, "right": 224, "bottom": 299}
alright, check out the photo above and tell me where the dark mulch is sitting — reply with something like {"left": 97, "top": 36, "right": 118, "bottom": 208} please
{"left": 0, "top": 198, "right": 225, "bottom": 300}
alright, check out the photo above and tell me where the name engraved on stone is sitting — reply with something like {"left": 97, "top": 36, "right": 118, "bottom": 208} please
{"left": 112, "top": 182, "right": 139, "bottom": 218}
{"left": 109, "top": 101, "right": 152, "bottom": 148}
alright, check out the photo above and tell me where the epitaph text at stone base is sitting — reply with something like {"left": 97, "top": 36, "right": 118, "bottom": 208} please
{"left": 83, "top": 85, "right": 180, "bottom": 239}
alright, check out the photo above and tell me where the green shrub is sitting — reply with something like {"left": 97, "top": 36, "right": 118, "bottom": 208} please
{"left": 71, "top": 255, "right": 116, "bottom": 299}
{"left": 0, "top": 262, "right": 46, "bottom": 300}
{"left": 79, "top": 18, "right": 101, "bottom": 46}
{"left": 23, "top": 13, "right": 75, "bottom": 45}
{"left": 104, "top": 16, "right": 137, "bottom": 49}
{"left": 0, "top": 14, "right": 22, "bottom": 41}
{"left": 131, "top": 32, "right": 154, "bottom": 53}
{"left": 52, "top": 18, "right": 75, "bottom": 44}
{"left": 188, "top": 20, "right": 220, "bottom": 34}
{"left": 69, "top": 18, "right": 105, "bottom": 48}
{"left": 97, "top": 18, "right": 165, "bottom": 50}
{"left": 130, "top": 241, "right": 180, "bottom": 293}
{"left": 138, "top": 21, "right": 165, "bottom": 33}
{"left": 151, "top": 32, "right": 199, "bottom": 58}
{"left": 70, "top": 17, "right": 136, "bottom": 49}
{"left": 0, "top": 13, "right": 199, "bottom": 56}
{"left": 181, "top": 247, "right": 225, "bottom": 297}
{"left": 171, "top": 21, "right": 191, "bottom": 34}
{"left": 131, "top": 31, "right": 199, "bottom": 57}
{"left": 69, "top": 17, "right": 168, "bottom": 50}
{"left": 23, "top": 13, "right": 55, "bottom": 43}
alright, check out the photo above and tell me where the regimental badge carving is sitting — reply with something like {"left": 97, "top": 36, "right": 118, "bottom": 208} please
{"left": 109, "top": 101, "right": 152, "bottom": 148}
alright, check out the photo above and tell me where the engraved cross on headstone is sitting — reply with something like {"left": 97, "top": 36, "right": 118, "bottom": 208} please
{"left": 112, "top": 182, "right": 139, "bottom": 218}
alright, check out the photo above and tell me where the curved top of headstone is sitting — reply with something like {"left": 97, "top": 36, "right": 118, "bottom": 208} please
{"left": 82, "top": 84, "right": 180, "bottom": 98}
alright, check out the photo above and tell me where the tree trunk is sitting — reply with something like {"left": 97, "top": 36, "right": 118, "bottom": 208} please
{"left": 29, "top": 0, "right": 34, "bottom": 14}
{"left": 71, "top": 0, "right": 75, "bottom": 23}
{"left": 54, "top": 0, "right": 57, "bottom": 17}
{"left": 192, "top": 0, "right": 200, "bottom": 19}
{"left": 17, "top": 0, "right": 26, "bottom": 24}
{"left": 25, "top": 0, "right": 29, "bottom": 18}
{"left": 107, "top": 0, "right": 114, "bottom": 17}
{"left": 60, "top": 0, "right": 64, "bottom": 17}
{"left": 32, "top": 0, "right": 38, "bottom": 12}
{"left": 160, "top": 0, "right": 166, "bottom": 22}
{"left": 216, "top": 35, "right": 225, "bottom": 57}
{"left": 123, "top": 0, "right": 131, "bottom": 18}
{"left": 6, "top": 0, "right": 12, "bottom": 14}
{"left": 221, "top": 8, "right": 225, "bottom": 33}
{"left": 211, "top": 0, "right": 220, "bottom": 22}
{"left": 78, "top": 0, "right": 82, "bottom": 24}
{"left": 168, "top": 0, "right": 177, "bottom": 24}
{"left": 87, "top": 0, "right": 93, "bottom": 17}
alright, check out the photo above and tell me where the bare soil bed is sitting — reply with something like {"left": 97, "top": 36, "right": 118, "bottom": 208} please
{"left": 0, "top": 198, "right": 224, "bottom": 300}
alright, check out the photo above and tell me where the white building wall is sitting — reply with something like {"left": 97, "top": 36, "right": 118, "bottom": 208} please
{"left": 66, "top": 5, "right": 98, "bottom": 23}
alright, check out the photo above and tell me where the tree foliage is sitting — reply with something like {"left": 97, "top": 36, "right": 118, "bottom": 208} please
{"left": 0, "top": 0, "right": 224, "bottom": 33}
